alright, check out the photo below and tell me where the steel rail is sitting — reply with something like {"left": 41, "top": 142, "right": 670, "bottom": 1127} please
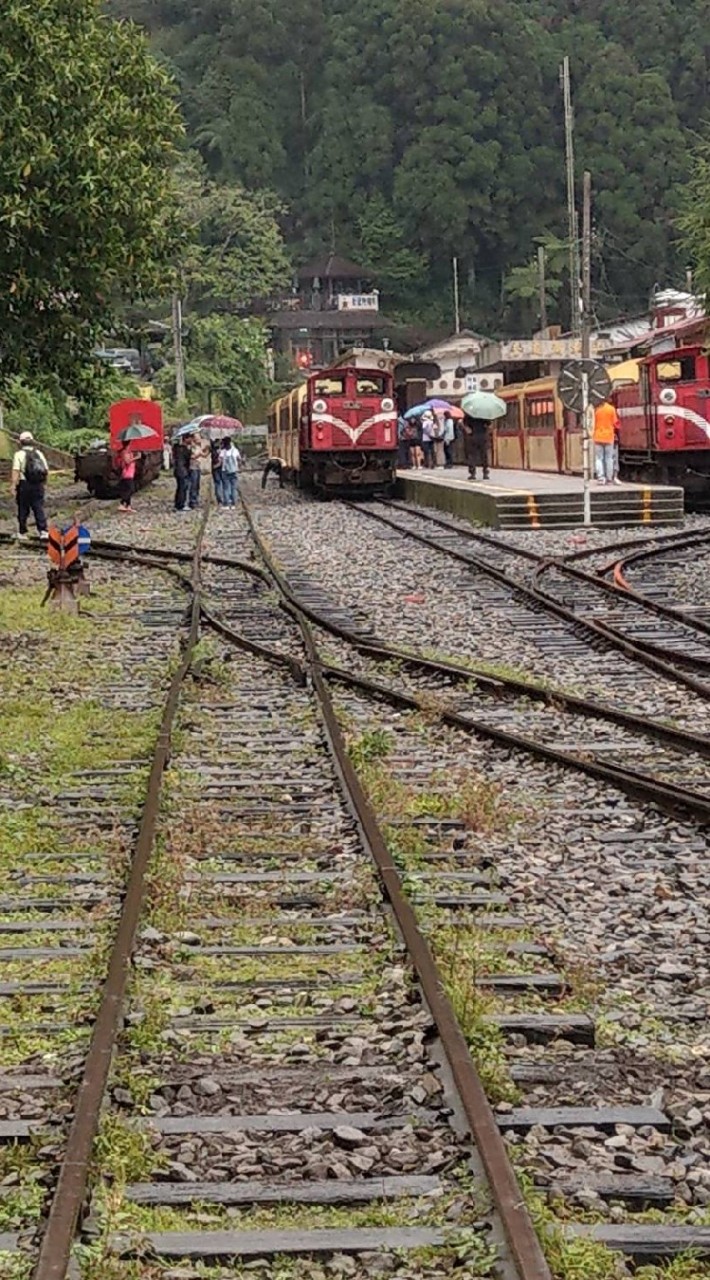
{"left": 381, "top": 496, "right": 710, "bottom": 568}
{"left": 379, "top": 497, "right": 710, "bottom": 644}
{"left": 609, "top": 527, "right": 710, "bottom": 590}
{"left": 240, "top": 491, "right": 710, "bottom": 819}
{"left": 51, "top": 524, "right": 710, "bottom": 786}
{"left": 530, "top": 556, "right": 710, "bottom": 644}
{"left": 348, "top": 501, "right": 710, "bottom": 698}
{"left": 321, "top": 662, "right": 710, "bottom": 826}
{"left": 31, "top": 508, "right": 210, "bottom": 1280}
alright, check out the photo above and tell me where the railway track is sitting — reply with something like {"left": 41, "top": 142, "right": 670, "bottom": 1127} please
{"left": 334, "top": 498, "right": 710, "bottom": 707}
{"left": 379, "top": 499, "right": 710, "bottom": 668}
{"left": 238, "top": 483, "right": 710, "bottom": 1275}
{"left": 0, "top": 501, "right": 546, "bottom": 1280}
{"left": 2, "top": 483, "right": 709, "bottom": 1278}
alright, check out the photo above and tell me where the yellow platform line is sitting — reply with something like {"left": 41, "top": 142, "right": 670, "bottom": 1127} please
{"left": 526, "top": 494, "right": 540, "bottom": 528}
{"left": 642, "top": 488, "right": 652, "bottom": 523}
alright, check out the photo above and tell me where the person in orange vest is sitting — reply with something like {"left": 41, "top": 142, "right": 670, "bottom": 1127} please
{"left": 593, "top": 399, "right": 620, "bottom": 485}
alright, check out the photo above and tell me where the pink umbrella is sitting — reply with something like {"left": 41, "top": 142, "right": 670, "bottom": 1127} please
{"left": 201, "top": 414, "right": 243, "bottom": 439}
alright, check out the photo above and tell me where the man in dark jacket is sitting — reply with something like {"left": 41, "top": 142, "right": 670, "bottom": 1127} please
{"left": 173, "top": 437, "right": 191, "bottom": 511}
{"left": 461, "top": 414, "right": 490, "bottom": 480}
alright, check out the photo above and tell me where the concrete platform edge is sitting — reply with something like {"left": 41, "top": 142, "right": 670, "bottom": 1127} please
{"left": 395, "top": 473, "right": 685, "bottom": 530}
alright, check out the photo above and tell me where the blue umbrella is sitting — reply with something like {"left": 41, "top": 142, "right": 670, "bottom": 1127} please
{"left": 404, "top": 403, "right": 431, "bottom": 419}
{"left": 171, "top": 424, "right": 195, "bottom": 442}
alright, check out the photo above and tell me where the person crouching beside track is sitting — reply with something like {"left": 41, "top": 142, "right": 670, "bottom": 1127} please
{"left": 262, "top": 458, "right": 285, "bottom": 488}
{"left": 461, "top": 414, "right": 490, "bottom": 480}
{"left": 11, "top": 431, "right": 49, "bottom": 542}
{"left": 593, "top": 399, "right": 621, "bottom": 486}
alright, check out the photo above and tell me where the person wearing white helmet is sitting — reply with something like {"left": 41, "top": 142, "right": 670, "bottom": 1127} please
{"left": 11, "top": 431, "right": 49, "bottom": 542}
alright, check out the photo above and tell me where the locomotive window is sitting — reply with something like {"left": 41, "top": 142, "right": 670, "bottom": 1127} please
{"left": 355, "top": 375, "right": 387, "bottom": 394}
{"left": 314, "top": 376, "right": 345, "bottom": 395}
{"left": 657, "top": 357, "right": 696, "bottom": 382}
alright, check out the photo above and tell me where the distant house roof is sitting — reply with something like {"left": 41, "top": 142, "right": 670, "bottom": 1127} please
{"left": 297, "top": 254, "right": 371, "bottom": 282}
{"left": 418, "top": 330, "right": 491, "bottom": 360}
{"left": 268, "top": 309, "right": 395, "bottom": 331}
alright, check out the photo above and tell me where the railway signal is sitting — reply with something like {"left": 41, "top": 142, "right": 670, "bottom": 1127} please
{"left": 43, "top": 522, "right": 90, "bottom": 612}
{"left": 556, "top": 359, "right": 612, "bottom": 414}
{"left": 557, "top": 357, "right": 612, "bottom": 526}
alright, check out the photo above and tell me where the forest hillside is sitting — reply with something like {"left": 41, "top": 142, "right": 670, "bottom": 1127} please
{"left": 110, "top": 0, "right": 708, "bottom": 331}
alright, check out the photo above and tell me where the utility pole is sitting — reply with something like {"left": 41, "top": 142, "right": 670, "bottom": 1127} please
{"left": 452, "top": 257, "right": 461, "bottom": 334}
{"left": 580, "top": 169, "right": 593, "bottom": 526}
{"left": 560, "top": 57, "right": 580, "bottom": 336}
{"left": 172, "top": 292, "right": 186, "bottom": 403}
{"left": 581, "top": 171, "right": 592, "bottom": 359}
{"left": 537, "top": 245, "right": 548, "bottom": 332}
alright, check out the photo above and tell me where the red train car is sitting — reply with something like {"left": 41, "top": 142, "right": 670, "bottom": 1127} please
{"left": 75, "top": 398, "right": 164, "bottom": 498}
{"left": 614, "top": 347, "right": 710, "bottom": 494}
{"left": 267, "top": 365, "right": 398, "bottom": 494}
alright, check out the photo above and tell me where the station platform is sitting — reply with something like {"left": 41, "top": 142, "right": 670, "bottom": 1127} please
{"left": 394, "top": 466, "right": 684, "bottom": 529}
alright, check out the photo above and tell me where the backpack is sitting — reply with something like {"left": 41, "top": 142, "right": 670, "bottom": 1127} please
{"left": 222, "top": 447, "right": 239, "bottom": 475}
{"left": 24, "top": 448, "right": 47, "bottom": 484}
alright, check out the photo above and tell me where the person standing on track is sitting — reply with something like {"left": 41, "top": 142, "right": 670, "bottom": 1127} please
{"left": 593, "top": 398, "right": 620, "bottom": 485}
{"left": 461, "top": 414, "right": 490, "bottom": 480}
{"left": 219, "top": 436, "right": 242, "bottom": 507}
{"left": 116, "top": 442, "right": 136, "bottom": 513}
{"left": 11, "top": 431, "right": 49, "bottom": 542}
{"left": 173, "top": 436, "right": 191, "bottom": 511}
{"left": 210, "top": 439, "right": 224, "bottom": 505}
{"left": 188, "top": 433, "right": 205, "bottom": 509}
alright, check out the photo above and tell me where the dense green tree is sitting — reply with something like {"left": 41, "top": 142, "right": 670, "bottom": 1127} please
{"left": 176, "top": 155, "right": 291, "bottom": 313}
{"left": 0, "top": 0, "right": 182, "bottom": 384}
{"left": 111, "top": 0, "right": 704, "bottom": 331}
{"left": 154, "top": 314, "right": 271, "bottom": 417}
{"left": 678, "top": 140, "right": 710, "bottom": 296}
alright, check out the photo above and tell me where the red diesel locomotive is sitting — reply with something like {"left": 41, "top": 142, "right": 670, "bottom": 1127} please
{"left": 614, "top": 346, "right": 710, "bottom": 494}
{"left": 267, "top": 364, "right": 398, "bottom": 494}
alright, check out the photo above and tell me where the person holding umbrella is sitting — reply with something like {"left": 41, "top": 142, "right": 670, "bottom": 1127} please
{"left": 460, "top": 391, "right": 506, "bottom": 481}
{"left": 116, "top": 442, "right": 136, "bottom": 512}
{"left": 114, "top": 417, "right": 154, "bottom": 513}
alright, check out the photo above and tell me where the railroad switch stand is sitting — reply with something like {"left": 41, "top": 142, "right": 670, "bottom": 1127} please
{"left": 42, "top": 524, "right": 91, "bottom": 613}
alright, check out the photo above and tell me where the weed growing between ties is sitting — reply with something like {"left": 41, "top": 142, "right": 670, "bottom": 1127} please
{"left": 0, "top": 1139, "right": 46, "bottom": 1235}
{"left": 517, "top": 1170, "right": 710, "bottom": 1279}
{"left": 74, "top": 1247, "right": 502, "bottom": 1280}
{"left": 0, "top": 1256, "right": 33, "bottom": 1280}
{"left": 87, "top": 1181, "right": 489, "bottom": 1238}
{"left": 341, "top": 718, "right": 525, "bottom": 1100}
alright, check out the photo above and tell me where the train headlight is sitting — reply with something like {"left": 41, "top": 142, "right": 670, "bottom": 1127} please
{"left": 659, "top": 388, "right": 677, "bottom": 405}
{"left": 381, "top": 397, "right": 394, "bottom": 412}
{"left": 664, "top": 415, "right": 675, "bottom": 426}
{"left": 313, "top": 399, "right": 327, "bottom": 413}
